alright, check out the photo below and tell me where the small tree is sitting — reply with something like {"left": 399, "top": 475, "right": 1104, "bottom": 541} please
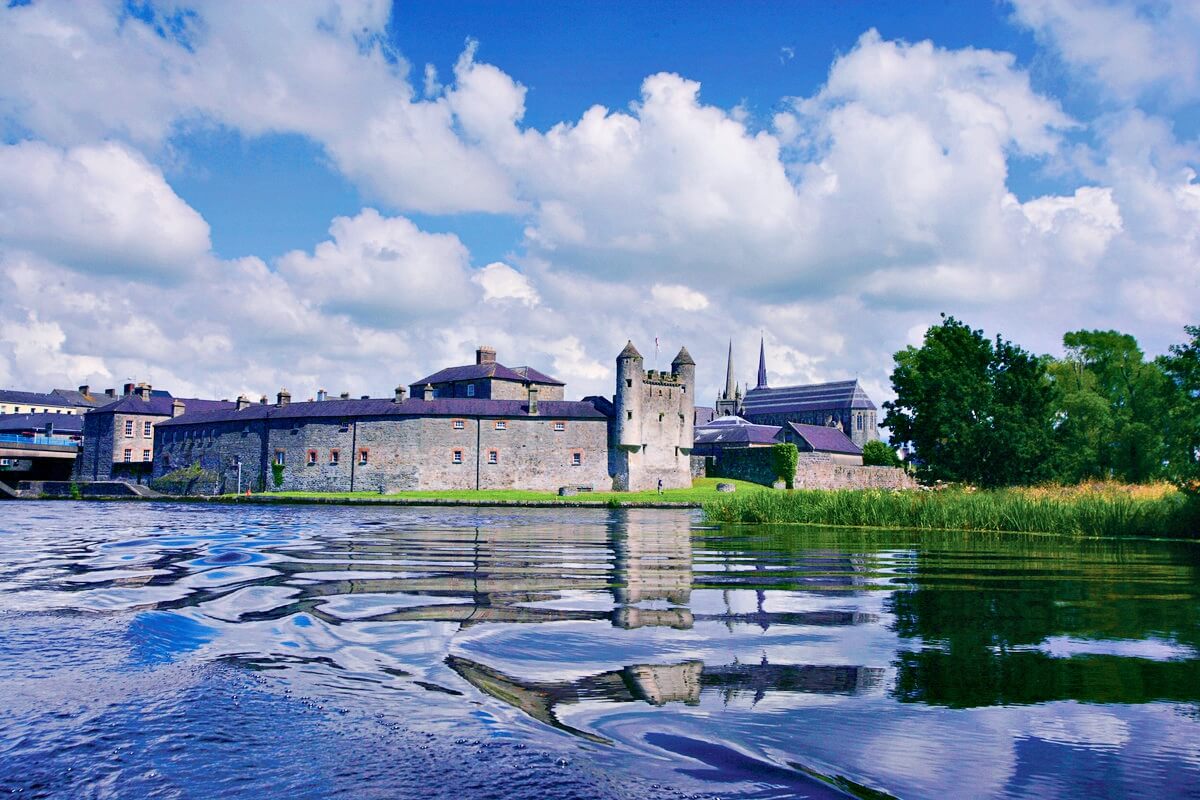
{"left": 862, "top": 439, "right": 901, "bottom": 468}
{"left": 771, "top": 442, "right": 799, "bottom": 489}
{"left": 271, "top": 462, "right": 285, "bottom": 489}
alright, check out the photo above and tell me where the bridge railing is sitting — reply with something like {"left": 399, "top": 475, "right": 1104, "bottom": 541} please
{"left": 0, "top": 433, "right": 81, "bottom": 448}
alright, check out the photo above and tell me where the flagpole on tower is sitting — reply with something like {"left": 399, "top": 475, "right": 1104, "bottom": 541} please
{"left": 654, "top": 336, "right": 659, "bottom": 371}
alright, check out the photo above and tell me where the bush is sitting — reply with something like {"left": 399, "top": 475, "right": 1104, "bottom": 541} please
{"left": 862, "top": 440, "right": 902, "bottom": 468}
{"left": 771, "top": 443, "right": 799, "bottom": 489}
{"left": 271, "top": 462, "right": 285, "bottom": 489}
{"left": 151, "top": 462, "right": 220, "bottom": 496}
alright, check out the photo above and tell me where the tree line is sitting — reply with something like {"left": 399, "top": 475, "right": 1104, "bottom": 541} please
{"left": 881, "top": 316, "right": 1200, "bottom": 487}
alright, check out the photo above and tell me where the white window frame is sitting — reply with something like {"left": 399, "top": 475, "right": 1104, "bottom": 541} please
{"left": 495, "top": 420, "right": 506, "bottom": 431}
{"left": 487, "top": 450, "right": 498, "bottom": 465}
{"left": 124, "top": 419, "right": 133, "bottom": 436}
{"left": 452, "top": 450, "right": 463, "bottom": 464}
{"left": 453, "top": 419, "right": 465, "bottom": 430}
{"left": 466, "top": 384, "right": 475, "bottom": 397}
{"left": 123, "top": 448, "right": 132, "bottom": 462}
{"left": 553, "top": 421, "right": 565, "bottom": 432}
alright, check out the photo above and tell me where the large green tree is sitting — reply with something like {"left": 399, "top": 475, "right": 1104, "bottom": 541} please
{"left": 1159, "top": 325, "right": 1200, "bottom": 484}
{"left": 883, "top": 315, "right": 1054, "bottom": 486}
{"left": 1048, "top": 330, "right": 1172, "bottom": 483}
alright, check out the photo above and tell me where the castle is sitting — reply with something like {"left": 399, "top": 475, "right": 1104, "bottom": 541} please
{"left": 149, "top": 342, "right": 694, "bottom": 494}
{"left": 714, "top": 338, "right": 879, "bottom": 448}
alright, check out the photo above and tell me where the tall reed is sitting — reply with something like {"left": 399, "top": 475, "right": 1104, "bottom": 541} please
{"left": 702, "top": 487, "right": 1200, "bottom": 538}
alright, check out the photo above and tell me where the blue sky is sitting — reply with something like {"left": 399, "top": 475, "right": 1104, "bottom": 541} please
{"left": 0, "top": 0, "right": 1197, "bottom": 405}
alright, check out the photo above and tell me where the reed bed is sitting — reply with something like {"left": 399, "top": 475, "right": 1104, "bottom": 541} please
{"left": 702, "top": 486, "right": 1200, "bottom": 538}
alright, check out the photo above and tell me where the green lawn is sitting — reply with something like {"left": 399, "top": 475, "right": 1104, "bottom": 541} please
{"left": 242, "top": 477, "right": 767, "bottom": 505}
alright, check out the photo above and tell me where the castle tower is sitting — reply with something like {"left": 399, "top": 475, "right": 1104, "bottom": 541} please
{"left": 612, "top": 340, "right": 695, "bottom": 491}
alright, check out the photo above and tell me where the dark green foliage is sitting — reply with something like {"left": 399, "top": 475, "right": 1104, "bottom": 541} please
{"left": 69, "top": 482, "right": 81, "bottom": 500}
{"left": 1159, "top": 325, "right": 1200, "bottom": 485}
{"left": 151, "top": 462, "right": 220, "bottom": 496}
{"left": 1049, "top": 330, "right": 1173, "bottom": 483}
{"left": 771, "top": 442, "right": 798, "bottom": 489}
{"left": 883, "top": 315, "right": 1054, "bottom": 487}
{"left": 271, "top": 462, "right": 285, "bottom": 489}
{"left": 862, "top": 440, "right": 901, "bottom": 468}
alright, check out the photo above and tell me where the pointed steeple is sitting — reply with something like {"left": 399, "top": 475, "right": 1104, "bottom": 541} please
{"left": 723, "top": 340, "right": 736, "bottom": 400}
{"left": 756, "top": 336, "right": 768, "bottom": 390}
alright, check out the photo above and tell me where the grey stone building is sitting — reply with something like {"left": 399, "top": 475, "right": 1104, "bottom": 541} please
{"left": 715, "top": 338, "right": 880, "bottom": 448}
{"left": 152, "top": 342, "right": 696, "bottom": 495}
{"left": 74, "top": 385, "right": 233, "bottom": 482}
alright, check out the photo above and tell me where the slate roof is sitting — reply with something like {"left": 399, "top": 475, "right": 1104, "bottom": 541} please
{"left": 693, "top": 416, "right": 782, "bottom": 448}
{"left": 411, "top": 362, "right": 564, "bottom": 387}
{"left": 0, "top": 389, "right": 75, "bottom": 409}
{"left": 0, "top": 413, "right": 84, "bottom": 435}
{"left": 50, "top": 389, "right": 106, "bottom": 408}
{"left": 783, "top": 422, "right": 862, "bottom": 455}
{"left": 89, "top": 396, "right": 234, "bottom": 417}
{"left": 694, "top": 406, "right": 716, "bottom": 426}
{"left": 157, "top": 397, "right": 608, "bottom": 428}
{"left": 742, "top": 379, "right": 876, "bottom": 415}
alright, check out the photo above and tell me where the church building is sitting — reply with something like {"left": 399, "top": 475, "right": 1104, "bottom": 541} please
{"left": 714, "top": 338, "right": 880, "bottom": 448}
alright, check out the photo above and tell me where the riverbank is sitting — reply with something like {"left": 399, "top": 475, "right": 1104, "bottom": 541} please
{"left": 703, "top": 483, "right": 1200, "bottom": 538}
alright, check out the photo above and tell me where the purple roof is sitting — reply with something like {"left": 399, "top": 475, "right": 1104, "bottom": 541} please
{"left": 90, "top": 395, "right": 234, "bottom": 417}
{"left": 693, "top": 416, "right": 782, "bottom": 447}
{"left": 411, "top": 361, "right": 564, "bottom": 388}
{"left": 743, "top": 379, "right": 876, "bottom": 414}
{"left": 0, "top": 389, "right": 75, "bottom": 408}
{"left": 784, "top": 422, "right": 862, "bottom": 455}
{"left": 156, "top": 397, "right": 607, "bottom": 427}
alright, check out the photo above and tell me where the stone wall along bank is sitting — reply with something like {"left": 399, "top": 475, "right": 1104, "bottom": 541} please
{"left": 710, "top": 448, "right": 914, "bottom": 491}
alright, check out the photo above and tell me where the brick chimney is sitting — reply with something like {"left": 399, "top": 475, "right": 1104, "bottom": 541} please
{"left": 423, "top": 383, "right": 435, "bottom": 401}
{"left": 236, "top": 395, "right": 250, "bottom": 411}
{"left": 340, "top": 391, "right": 350, "bottom": 400}
{"left": 136, "top": 384, "right": 152, "bottom": 401}
{"left": 393, "top": 385, "right": 406, "bottom": 403}
{"left": 259, "top": 395, "right": 268, "bottom": 405}
{"left": 277, "top": 389, "right": 291, "bottom": 407}
{"left": 171, "top": 399, "right": 185, "bottom": 418}
{"left": 527, "top": 384, "right": 539, "bottom": 416}
{"left": 476, "top": 345, "right": 496, "bottom": 365}
{"left": 78, "top": 384, "right": 89, "bottom": 397}
{"left": 123, "top": 382, "right": 135, "bottom": 397}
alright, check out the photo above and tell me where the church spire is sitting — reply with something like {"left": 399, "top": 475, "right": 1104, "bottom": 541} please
{"left": 723, "top": 339, "right": 736, "bottom": 400}
{"left": 756, "top": 336, "right": 768, "bottom": 389}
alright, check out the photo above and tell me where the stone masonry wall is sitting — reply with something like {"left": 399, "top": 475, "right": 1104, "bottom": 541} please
{"left": 712, "top": 448, "right": 914, "bottom": 490}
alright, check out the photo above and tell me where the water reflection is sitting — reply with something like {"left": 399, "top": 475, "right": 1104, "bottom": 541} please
{"left": 1, "top": 504, "right": 1199, "bottom": 799}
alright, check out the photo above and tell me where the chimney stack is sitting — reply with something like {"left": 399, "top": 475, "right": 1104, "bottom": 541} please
{"left": 393, "top": 385, "right": 406, "bottom": 403}
{"left": 136, "top": 384, "right": 152, "bottom": 401}
{"left": 277, "top": 389, "right": 291, "bottom": 407}
{"left": 527, "top": 385, "right": 539, "bottom": 416}
{"left": 259, "top": 395, "right": 268, "bottom": 405}
{"left": 171, "top": 399, "right": 185, "bottom": 418}
{"left": 236, "top": 395, "right": 250, "bottom": 411}
{"left": 123, "top": 382, "right": 135, "bottom": 397}
{"left": 340, "top": 391, "right": 350, "bottom": 400}
{"left": 316, "top": 389, "right": 328, "bottom": 402}
{"left": 476, "top": 345, "right": 496, "bottom": 365}
{"left": 423, "top": 383, "right": 435, "bottom": 401}
{"left": 78, "top": 384, "right": 89, "bottom": 397}
{"left": 105, "top": 388, "right": 116, "bottom": 398}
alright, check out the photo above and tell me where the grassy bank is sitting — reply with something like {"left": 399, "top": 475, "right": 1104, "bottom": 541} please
{"left": 703, "top": 483, "right": 1200, "bottom": 538}
{"left": 235, "top": 477, "right": 763, "bottom": 506}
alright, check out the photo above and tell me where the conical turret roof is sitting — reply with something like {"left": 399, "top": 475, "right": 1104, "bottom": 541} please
{"left": 618, "top": 340, "right": 643, "bottom": 360}
{"left": 671, "top": 346, "right": 695, "bottom": 366}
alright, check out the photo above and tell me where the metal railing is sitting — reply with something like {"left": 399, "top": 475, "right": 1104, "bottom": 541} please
{"left": 0, "top": 433, "right": 81, "bottom": 448}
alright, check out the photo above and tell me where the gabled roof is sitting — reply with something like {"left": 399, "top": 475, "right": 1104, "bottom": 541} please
{"left": 693, "top": 415, "right": 782, "bottom": 447}
{"left": 0, "top": 389, "right": 75, "bottom": 408}
{"left": 89, "top": 395, "right": 234, "bottom": 417}
{"left": 156, "top": 397, "right": 608, "bottom": 427}
{"left": 782, "top": 422, "right": 862, "bottom": 455}
{"left": 0, "top": 412, "right": 84, "bottom": 435}
{"left": 742, "top": 379, "right": 876, "bottom": 414}
{"left": 50, "top": 389, "right": 106, "bottom": 408}
{"left": 411, "top": 362, "right": 564, "bottom": 387}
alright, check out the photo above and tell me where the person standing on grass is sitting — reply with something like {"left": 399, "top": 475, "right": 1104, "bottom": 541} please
{"left": 657, "top": 478, "right": 663, "bottom": 495}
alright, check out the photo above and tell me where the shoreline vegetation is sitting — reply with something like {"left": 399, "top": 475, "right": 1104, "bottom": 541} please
{"left": 702, "top": 482, "right": 1200, "bottom": 539}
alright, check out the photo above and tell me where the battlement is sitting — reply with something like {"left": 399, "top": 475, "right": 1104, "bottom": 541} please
{"left": 643, "top": 370, "right": 681, "bottom": 385}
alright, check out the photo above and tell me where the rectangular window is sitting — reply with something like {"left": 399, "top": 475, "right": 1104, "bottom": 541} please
{"left": 274, "top": 450, "right": 286, "bottom": 466}
{"left": 857, "top": 415, "right": 863, "bottom": 430}
{"left": 626, "top": 379, "right": 632, "bottom": 388}
{"left": 495, "top": 420, "right": 506, "bottom": 430}
{"left": 487, "top": 450, "right": 498, "bottom": 465}
{"left": 553, "top": 421, "right": 565, "bottom": 432}
{"left": 338, "top": 419, "right": 350, "bottom": 433}
{"left": 452, "top": 450, "right": 463, "bottom": 464}
{"left": 571, "top": 451, "right": 582, "bottom": 466}
{"left": 626, "top": 411, "right": 633, "bottom": 420}
{"left": 329, "top": 449, "right": 340, "bottom": 466}
{"left": 123, "top": 448, "right": 132, "bottom": 462}
{"left": 307, "top": 450, "right": 318, "bottom": 466}
{"left": 453, "top": 419, "right": 465, "bottom": 430}
{"left": 466, "top": 384, "right": 475, "bottom": 397}
{"left": 124, "top": 419, "right": 133, "bottom": 436}
{"left": 143, "top": 421, "right": 152, "bottom": 437}
{"left": 142, "top": 450, "right": 151, "bottom": 462}
{"left": 358, "top": 449, "right": 369, "bottom": 465}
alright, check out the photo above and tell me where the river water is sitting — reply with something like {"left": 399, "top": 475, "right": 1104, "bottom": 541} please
{"left": 1, "top": 503, "right": 1198, "bottom": 799}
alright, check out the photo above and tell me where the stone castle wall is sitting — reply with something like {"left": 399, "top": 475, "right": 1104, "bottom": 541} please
{"left": 711, "top": 448, "right": 914, "bottom": 491}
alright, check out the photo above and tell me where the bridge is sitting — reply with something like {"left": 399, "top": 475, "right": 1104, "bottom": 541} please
{"left": 0, "top": 433, "right": 80, "bottom": 483}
